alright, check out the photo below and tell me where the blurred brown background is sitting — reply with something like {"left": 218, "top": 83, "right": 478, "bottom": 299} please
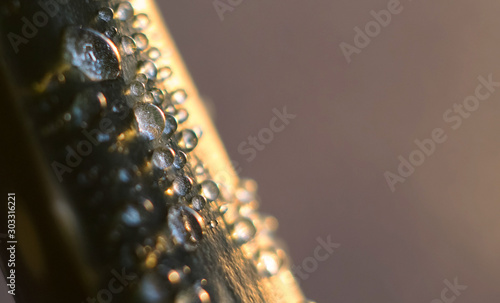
{"left": 158, "top": 0, "right": 500, "bottom": 302}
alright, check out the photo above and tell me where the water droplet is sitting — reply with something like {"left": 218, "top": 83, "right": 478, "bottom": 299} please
{"left": 231, "top": 218, "right": 256, "bottom": 245}
{"left": 134, "top": 103, "right": 166, "bottom": 140}
{"left": 132, "top": 13, "right": 150, "bottom": 30}
{"left": 97, "top": 7, "right": 114, "bottom": 22}
{"left": 168, "top": 205, "right": 205, "bottom": 252}
{"left": 152, "top": 147, "right": 175, "bottom": 170}
{"left": 137, "top": 60, "right": 157, "bottom": 80}
{"left": 132, "top": 33, "right": 149, "bottom": 50}
{"left": 115, "top": 2, "right": 134, "bottom": 21}
{"left": 149, "top": 88, "right": 165, "bottom": 105}
{"left": 256, "top": 248, "right": 283, "bottom": 277}
{"left": 170, "top": 89, "right": 187, "bottom": 105}
{"left": 135, "top": 73, "right": 148, "bottom": 84}
{"left": 173, "top": 176, "right": 193, "bottom": 196}
{"left": 200, "top": 180, "right": 219, "bottom": 201}
{"left": 105, "top": 27, "right": 118, "bottom": 38}
{"left": 191, "top": 195, "right": 207, "bottom": 211}
{"left": 63, "top": 27, "right": 121, "bottom": 81}
{"left": 157, "top": 67, "right": 172, "bottom": 81}
{"left": 175, "top": 108, "right": 189, "bottom": 124}
{"left": 147, "top": 47, "right": 161, "bottom": 61}
{"left": 164, "top": 114, "right": 178, "bottom": 137}
{"left": 173, "top": 151, "right": 187, "bottom": 169}
{"left": 128, "top": 80, "right": 145, "bottom": 96}
{"left": 121, "top": 36, "right": 137, "bottom": 55}
{"left": 176, "top": 129, "right": 198, "bottom": 152}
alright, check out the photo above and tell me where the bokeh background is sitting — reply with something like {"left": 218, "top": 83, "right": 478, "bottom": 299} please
{"left": 158, "top": 0, "right": 500, "bottom": 302}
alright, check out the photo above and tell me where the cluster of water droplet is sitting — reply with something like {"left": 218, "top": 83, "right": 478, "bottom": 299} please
{"left": 54, "top": 0, "right": 295, "bottom": 300}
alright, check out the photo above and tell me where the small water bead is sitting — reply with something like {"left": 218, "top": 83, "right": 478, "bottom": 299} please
{"left": 150, "top": 88, "right": 165, "bottom": 106}
{"left": 121, "top": 36, "right": 137, "bottom": 55}
{"left": 137, "top": 60, "right": 157, "bottom": 80}
{"left": 174, "top": 108, "right": 189, "bottom": 124}
{"left": 105, "top": 27, "right": 118, "bottom": 38}
{"left": 132, "top": 33, "right": 149, "bottom": 50}
{"left": 173, "top": 151, "right": 187, "bottom": 169}
{"left": 176, "top": 129, "right": 198, "bottom": 152}
{"left": 231, "top": 218, "right": 256, "bottom": 245}
{"left": 97, "top": 7, "right": 114, "bottom": 22}
{"left": 168, "top": 205, "right": 205, "bottom": 252}
{"left": 192, "top": 126, "right": 203, "bottom": 140}
{"left": 157, "top": 67, "right": 172, "bottom": 81}
{"left": 163, "top": 114, "right": 178, "bottom": 137}
{"left": 135, "top": 73, "right": 148, "bottom": 84}
{"left": 170, "top": 89, "right": 187, "bottom": 105}
{"left": 128, "top": 80, "right": 145, "bottom": 96}
{"left": 132, "top": 13, "right": 150, "bottom": 30}
{"left": 152, "top": 147, "right": 175, "bottom": 170}
{"left": 200, "top": 180, "right": 219, "bottom": 201}
{"left": 191, "top": 195, "right": 207, "bottom": 211}
{"left": 173, "top": 175, "right": 193, "bottom": 196}
{"left": 147, "top": 47, "right": 161, "bottom": 61}
{"left": 115, "top": 2, "right": 134, "bottom": 21}
{"left": 62, "top": 27, "right": 121, "bottom": 81}
{"left": 134, "top": 103, "right": 166, "bottom": 140}
{"left": 256, "top": 248, "right": 284, "bottom": 277}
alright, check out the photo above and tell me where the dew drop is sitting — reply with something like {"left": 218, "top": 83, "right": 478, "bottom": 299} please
{"left": 97, "top": 7, "right": 114, "bottom": 22}
{"left": 149, "top": 88, "right": 165, "bottom": 106}
{"left": 173, "top": 151, "right": 187, "bottom": 169}
{"left": 134, "top": 103, "right": 166, "bottom": 140}
{"left": 170, "top": 89, "right": 187, "bottom": 105}
{"left": 163, "top": 114, "right": 178, "bottom": 137}
{"left": 105, "top": 27, "right": 118, "bottom": 38}
{"left": 137, "top": 60, "right": 157, "bottom": 80}
{"left": 147, "top": 47, "right": 161, "bottom": 61}
{"left": 128, "top": 80, "right": 145, "bottom": 97}
{"left": 173, "top": 176, "right": 193, "bottom": 196}
{"left": 152, "top": 147, "right": 175, "bottom": 170}
{"left": 63, "top": 27, "right": 121, "bottom": 81}
{"left": 200, "top": 180, "right": 219, "bottom": 201}
{"left": 132, "top": 13, "right": 150, "bottom": 30}
{"left": 191, "top": 195, "right": 207, "bottom": 211}
{"left": 175, "top": 108, "right": 189, "bottom": 124}
{"left": 115, "top": 2, "right": 134, "bottom": 21}
{"left": 231, "top": 218, "right": 256, "bottom": 245}
{"left": 157, "top": 67, "right": 172, "bottom": 81}
{"left": 168, "top": 205, "right": 205, "bottom": 252}
{"left": 256, "top": 248, "right": 283, "bottom": 277}
{"left": 132, "top": 33, "right": 149, "bottom": 50}
{"left": 176, "top": 129, "right": 198, "bottom": 152}
{"left": 121, "top": 36, "right": 137, "bottom": 55}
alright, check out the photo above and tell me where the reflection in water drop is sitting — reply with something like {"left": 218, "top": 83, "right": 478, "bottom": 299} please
{"left": 191, "top": 195, "right": 207, "bottom": 211}
{"left": 128, "top": 80, "right": 145, "bottom": 97}
{"left": 168, "top": 205, "right": 205, "bottom": 252}
{"left": 97, "top": 7, "right": 114, "bottom": 22}
{"left": 121, "top": 36, "right": 137, "bottom": 55}
{"left": 132, "top": 33, "right": 149, "bottom": 50}
{"left": 256, "top": 248, "right": 283, "bottom": 277}
{"left": 170, "top": 89, "right": 187, "bottom": 105}
{"left": 134, "top": 103, "right": 166, "bottom": 140}
{"left": 157, "top": 67, "right": 172, "bottom": 81}
{"left": 147, "top": 47, "right": 161, "bottom": 61}
{"left": 137, "top": 60, "right": 157, "bottom": 80}
{"left": 163, "top": 114, "right": 178, "bottom": 137}
{"left": 173, "top": 151, "right": 187, "bottom": 169}
{"left": 231, "top": 218, "right": 256, "bottom": 245}
{"left": 152, "top": 147, "right": 175, "bottom": 170}
{"left": 176, "top": 129, "right": 198, "bottom": 152}
{"left": 132, "top": 13, "right": 150, "bottom": 30}
{"left": 115, "top": 1, "right": 134, "bottom": 21}
{"left": 201, "top": 180, "right": 219, "bottom": 201}
{"left": 62, "top": 27, "right": 121, "bottom": 81}
{"left": 173, "top": 176, "right": 193, "bottom": 196}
